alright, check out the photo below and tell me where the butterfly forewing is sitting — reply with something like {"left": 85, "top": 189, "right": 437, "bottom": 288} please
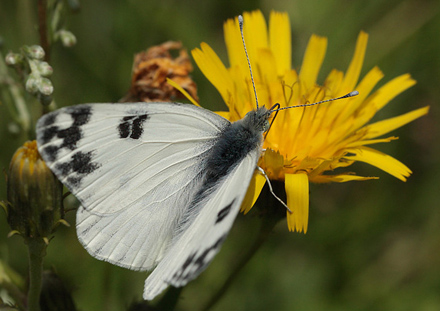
{"left": 36, "top": 102, "right": 230, "bottom": 270}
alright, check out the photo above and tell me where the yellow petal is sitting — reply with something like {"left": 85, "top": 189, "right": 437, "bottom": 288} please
{"left": 308, "top": 159, "right": 335, "bottom": 178}
{"left": 340, "top": 31, "right": 369, "bottom": 94}
{"left": 256, "top": 48, "right": 278, "bottom": 86}
{"left": 242, "top": 10, "right": 268, "bottom": 59}
{"left": 166, "top": 78, "right": 201, "bottom": 107}
{"left": 334, "top": 66, "right": 384, "bottom": 124}
{"left": 269, "top": 11, "right": 291, "bottom": 76}
{"left": 214, "top": 111, "right": 230, "bottom": 119}
{"left": 310, "top": 174, "right": 379, "bottom": 183}
{"left": 345, "top": 146, "right": 412, "bottom": 181}
{"left": 192, "top": 43, "right": 233, "bottom": 105}
{"left": 369, "top": 74, "right": 416, "bottom": 111}
{"left": 241, "top": 172, "right": 266, "bottom": 214}
{"left": 299, "top": 35, "right": 328, "bottom": 92}
{"left": 285, "top": 173, "right": 309, "bottom": 233}
{"left": 324, "top": 69, "right": 344, "bottom": 95}
{"left": 346, "top": 74, "right": 416, "bottom": 132}
{"left": 346, "top": 136, "right": 399, "bottom": 148}
{"left": 362, "top": 106, "right": 429, "bottom": 139}
{"left": 224, "top": 16, "right": 246, "bottom": 70}
{"left": 353, "top": 66, "right": 384, "bottom": 109}
{"left": 225, "top": 10, "right": 269, "bottom": 81}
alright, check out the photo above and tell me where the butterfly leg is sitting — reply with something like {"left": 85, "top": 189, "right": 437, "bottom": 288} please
{"left": 257, "top": 166, "right": 292, "bottom": 213}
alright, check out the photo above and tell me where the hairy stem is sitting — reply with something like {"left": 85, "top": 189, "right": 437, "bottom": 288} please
{"left": 27, "top": 239, "right": 46, "bottom": 311}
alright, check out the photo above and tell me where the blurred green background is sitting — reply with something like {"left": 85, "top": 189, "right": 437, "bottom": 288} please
{"left": 1, "top": 0, "right": 439, "bottom": 310}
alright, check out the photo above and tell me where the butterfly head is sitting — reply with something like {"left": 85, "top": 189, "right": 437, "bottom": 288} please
{"left": 243, "top": 106, "right": 272, "bottom": 133}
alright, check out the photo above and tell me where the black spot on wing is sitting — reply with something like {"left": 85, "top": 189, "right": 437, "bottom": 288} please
{"left": 66, "top": 176, "right": 82, "bottom": 189}
{"left": 118, "top": 114, "right": 149, "bottom": 139}
{"left": 69, "top": 106, "right": 92, "bottom": 126}
{"left": 118, "top": 116, "right": 134, "bottom": 139}
{"left": 56, "top": 151, "right": 100, "bottom": 175}
{"left": 131, "top": 114, "right": 149, "bottom": 139}
{"left": 60, "top": 106, "right": 92, "bottom": 150}
{"left": 41, "top": 145, "right": 60, "bottom": 162}
{"left": 39, "top": 105, "right": 93, "bottom": 160}
{"left": 42, "top": 111, "right": 59, "bottom": 126}
{"left": 215, "top": 199, "right": 235, "bottom": 224}
{"left": 56, "top": 126, "right": 82, "bottom": 150}
{"left": 41, "top": 126, "right": 59, "bottom": 144}
{"left": 55, "top": 151, "right": 101, "bottom": 188}
{"left": 170, "top": 234, "right": 227, "bottom": 284}
{"left": 37, "top": 105, "right": 101, "bottom": 190}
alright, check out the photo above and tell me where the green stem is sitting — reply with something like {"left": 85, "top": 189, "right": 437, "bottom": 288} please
{"left": 27, "top": 239, "right": 46, "bottom": 311}
{"left": 201, "top": 214, "right": 279, "bottom": 311}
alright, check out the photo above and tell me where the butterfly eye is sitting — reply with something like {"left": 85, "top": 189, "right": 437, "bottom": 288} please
{"left": 263, "top": 119, "right": 270, "bottom": 132}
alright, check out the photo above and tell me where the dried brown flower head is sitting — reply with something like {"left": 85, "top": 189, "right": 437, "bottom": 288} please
{"left": 125, "top": 41, "right": 198, "bottom": 102}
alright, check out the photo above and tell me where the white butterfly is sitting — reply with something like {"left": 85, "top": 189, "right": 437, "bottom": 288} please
{"left": 36, "top": 92, "right": 357, "bottom": 300}
{"left": 36, "top": 101, "right": 271, "bottom": 299}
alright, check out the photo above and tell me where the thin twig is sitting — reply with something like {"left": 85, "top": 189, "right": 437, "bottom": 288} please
{"left": 38, "top": 0, "right": 50, "bottom": 62}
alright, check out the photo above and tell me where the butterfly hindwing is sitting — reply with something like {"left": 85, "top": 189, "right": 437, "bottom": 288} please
{"left": 36, "top": 102, "right": 230, "bottom": 270}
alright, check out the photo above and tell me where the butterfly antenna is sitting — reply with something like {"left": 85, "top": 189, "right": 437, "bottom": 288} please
{"left": 238, "top": 15, "right": 260, "bottom": 109}
{"left": 274, "top": 91, "right": 359, "bottom": 111}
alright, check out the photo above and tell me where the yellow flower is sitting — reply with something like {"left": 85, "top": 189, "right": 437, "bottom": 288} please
{"left": 172, "top": 10, "right": 429, "bottom": 233}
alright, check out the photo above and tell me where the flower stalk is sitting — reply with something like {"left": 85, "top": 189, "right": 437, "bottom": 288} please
{"left": 27, "top": 239, "right": 47, "bottom": 311}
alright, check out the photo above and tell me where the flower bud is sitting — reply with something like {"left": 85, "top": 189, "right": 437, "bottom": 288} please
{"left": 5, "top": 52, "right": 23, "bottom": 66}
{"left": 38, "top": 78, "right": 54, "bottom": 96}
{"left": 22, "top": 45, "right": 45, "bottom": 60}
{"left": 37, "top": 61, "right": 53, "bottom": 77}
{"left": 5, "top": 141, "right": 64, "bottom": 239}
{"left": 25, "top": 74, "right": 40, "bottom": 94}
{"left": 57, "top": 30, "right": 77, "bottom": 47}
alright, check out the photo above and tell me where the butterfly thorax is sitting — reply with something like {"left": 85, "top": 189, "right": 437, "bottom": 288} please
{"left": 200, "top": 107, "right": 268, "bottom": 191}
